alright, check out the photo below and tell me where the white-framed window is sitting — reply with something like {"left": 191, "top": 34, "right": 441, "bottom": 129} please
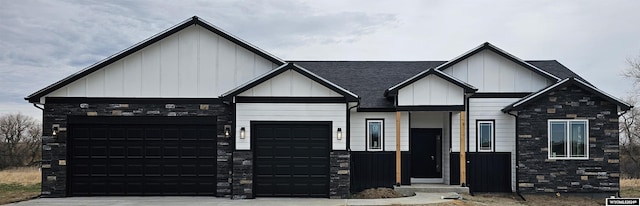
{"left": 548, "top": 119, "right": 589, "bottom": 159}
{"left": 477, "top": 120, "right": 494, "bottom": 152}
{"left": 366, "top": 119, "right": 384, "bottom": 151}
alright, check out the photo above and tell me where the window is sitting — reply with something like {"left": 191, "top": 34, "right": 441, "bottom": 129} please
{"left": 548, "top": 120, "right": 588, "bottom": 159}
{"left": 367, "top": 120, "right": 384, "bottom": 151}
{"left": 477, "top": 120, "right": 494, "bottom": 152}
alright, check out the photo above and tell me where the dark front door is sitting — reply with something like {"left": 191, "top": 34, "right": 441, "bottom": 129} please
{"left": 253, "top": 122, "right": 331, "bottom": 197}
{"left": 410, "top": 128, "right": 442, "bottom": 178}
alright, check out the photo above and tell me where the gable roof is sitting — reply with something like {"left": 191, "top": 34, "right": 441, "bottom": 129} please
{"left": 25, "top": 16, "right": 285, "bottom": 103}
{"left": 294, "top": 61, "right": 446, "bottom": 109}
{"left": 385, "top": 68, "right": 478, "bottom": 96}
{"left": 437, "top": 42, "right": 561, "bottom": 81}
{"left": 221, "top": 63, "right": 359, "bottom": 101}
{"left": 502, "top": 77, "right": 632, "bottom": 112}
{"left": 295, "top": 60, "right": 583, "bottom": 109}
{"left": 382, "top": 43, "right": 562, "bottom": 101}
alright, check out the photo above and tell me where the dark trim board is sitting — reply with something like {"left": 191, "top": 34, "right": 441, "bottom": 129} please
{"left": 235, "top": 97, "right": 347, "bottom": 103}
{"left": 396, "top": 105, "right": 465, "bottom": 111}
{"left": 46, "top": 97, "right": 223, "bottom": 104}
{"left": 357, "top": 108, "right": 397, "bottom": 112}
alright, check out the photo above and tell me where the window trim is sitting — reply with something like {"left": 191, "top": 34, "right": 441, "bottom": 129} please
{"left": 476, "top": 120, "right": 495, "bottom": 152}
{"left": 366, "top": 119, "right": 384, "bottom": 151}
{"left": 547, "top": 119, "right": 589, "bottom": 160}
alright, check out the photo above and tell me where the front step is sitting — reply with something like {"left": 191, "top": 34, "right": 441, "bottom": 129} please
{"left": 394, "top": 184, "right": 469, "bottom": 195}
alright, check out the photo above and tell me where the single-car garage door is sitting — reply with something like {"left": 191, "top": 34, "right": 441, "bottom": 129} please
{"left": 253, "top": 122, "right": 331, "bottom": 197}
{"left": 67, "top": 116, "right": 217, "bottom": 196}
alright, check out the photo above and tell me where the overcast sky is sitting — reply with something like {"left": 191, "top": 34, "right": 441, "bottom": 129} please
{"left": 1, "top": 0, "right": 640, "bottom": 121}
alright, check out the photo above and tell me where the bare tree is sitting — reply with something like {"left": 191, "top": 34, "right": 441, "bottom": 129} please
{"left": 621, "top": 54, "right": 640, "bottom": 178}
{"left": 620, "top": 98, "right": 640, "bottom": 178}
{"left": 624, "top": 56, "right": 640, "bottom": 89}
{"left": 0, "top": 113, "right": 41, "bottom": 169}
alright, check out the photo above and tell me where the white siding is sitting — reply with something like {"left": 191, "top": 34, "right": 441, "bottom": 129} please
{"left": 349, "top": 112, "right": 409, "bottom": 152}
{"left": 451, "top": 112, "right": 463, "bottom": 152}
{"left": 468, "top": 98, "right": 517, "bottom": 153}
{"left": 235, "top": 103, "right": 346, "bottom": 150}
{"left": 44, "top": 25, "right": 278, "bottom": 101}
{"left": 398, "top": 75, "right": 464, "bottom": 106}
{"left": 468, "top": 98, "right": 517, "bottom": 192}
{"left": 441, "top": 50, "right": 551, "bottom": 92}
{"left": 239, "top": 70, "right": 341, "bottom": 97}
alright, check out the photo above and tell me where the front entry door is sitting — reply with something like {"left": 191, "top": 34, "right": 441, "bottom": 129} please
{"left": 410, "top": 128, "right": 442, "bottom": 178}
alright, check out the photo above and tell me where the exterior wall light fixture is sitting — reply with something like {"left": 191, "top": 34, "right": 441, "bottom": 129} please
{"left": 52, "top": 124, "right": 59, "bottom": 136}
{"left": 240, "top": 127, "right": 246, "bottom": 139}
{"left": 224, "top": 125, "right": 231, "bottom": 138}
{"left": 337, "top": 128, "right": 342, "bottom": 140}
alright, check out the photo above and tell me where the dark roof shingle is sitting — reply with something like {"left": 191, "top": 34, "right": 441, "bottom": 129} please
{"left": 294, "top": 60, "right": 585, "bottom": 109}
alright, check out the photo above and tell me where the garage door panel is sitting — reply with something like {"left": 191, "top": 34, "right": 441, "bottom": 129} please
{"left": 254, "top": 122, "right": 330, "bottom": 197}
{"left": 68, "top": 116, "right": 217, "bottom": 196}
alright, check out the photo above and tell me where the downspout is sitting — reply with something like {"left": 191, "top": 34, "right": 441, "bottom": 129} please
{"left": 33, "top": 103, "right": 44, "bottom": 111}
{"left": 506, "top": 110, "right": 526, "bottom": 201}
{"left": 347, "top": 99, "right": 360, "bottom": 151}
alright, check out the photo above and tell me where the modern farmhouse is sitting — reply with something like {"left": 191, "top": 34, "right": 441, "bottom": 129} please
{"left": 26, "top": 16, "right": 631, "bottom": 198}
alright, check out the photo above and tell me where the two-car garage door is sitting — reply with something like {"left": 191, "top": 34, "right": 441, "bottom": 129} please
{"left": 67, "top": 116, "right": 217, "bottom": 196}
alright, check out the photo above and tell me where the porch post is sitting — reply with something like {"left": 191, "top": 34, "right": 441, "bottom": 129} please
{"left": 396, "top": 111, "right": 401, "bottom": 185}
{"left": 459, "top": 111, "right": 466, "bottom": 186}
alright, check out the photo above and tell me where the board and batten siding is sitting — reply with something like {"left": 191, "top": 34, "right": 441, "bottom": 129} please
{"left": 441, "top": 50, "right": 551, "bottom": 92}
{"left": 398, "top": 75, "right": 464, "bottom": 106}
{"left": 349, "top": 111, "right": 409, "bottom": 152}
{"left": 45, "top": 25, "right": 278, "bottom": 102}
{"left": 468, "top": 98, "right": 518, "bottom": 191}
{"left": 239, "top": 70, "right": 341, "bottom": 97}
{"left": 235, "top": 103, "right": 347, "bottom": 150}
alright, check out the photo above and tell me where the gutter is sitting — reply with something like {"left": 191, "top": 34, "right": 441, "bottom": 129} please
{"left": 506, "top": 111, "right": 526, "bottom": 201}
{"left": 33, "top": 103, "right": 44, "bottom": 111}
{"left": 346, "top": 99, "right": 360, "bottom": 151}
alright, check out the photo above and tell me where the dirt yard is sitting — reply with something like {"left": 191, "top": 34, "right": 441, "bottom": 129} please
{"left": 0, "top": 167, "right": 41, "bottom": 205}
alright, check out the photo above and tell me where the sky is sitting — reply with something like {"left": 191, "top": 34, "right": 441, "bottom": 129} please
{"left": 1, "top": 0, "right": 640, "bottom": 121}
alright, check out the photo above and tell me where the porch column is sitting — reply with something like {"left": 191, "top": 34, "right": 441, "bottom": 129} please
{"left": 396, "top": 111, "right": 401, "bottom": 185}
{"left": 459, "top": 111, "right": 466, "bottom": 186}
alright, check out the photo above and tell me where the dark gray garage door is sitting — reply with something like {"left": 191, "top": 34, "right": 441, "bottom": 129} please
{"left": 67, "top": 116, "right": 217, "bottom": 196}
{"left": 253, "top": 122, "right": 331, "bottom": 197}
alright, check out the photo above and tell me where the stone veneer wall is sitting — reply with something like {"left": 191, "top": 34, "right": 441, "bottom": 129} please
{"left": 41, "top": 100, "right": 232, "bottom": 197}
{"left": 516, "top": 85, "right": 620, "bottom": 194}
{"left": 330, "top": 151, "right": 350, "bottom": 199}
{"left": 232, "top": 151, "right": 253, "bottom": 199}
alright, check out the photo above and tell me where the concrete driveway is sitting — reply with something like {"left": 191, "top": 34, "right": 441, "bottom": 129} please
{"left": 9, "top": 192, "right": 455, "bottom": 206}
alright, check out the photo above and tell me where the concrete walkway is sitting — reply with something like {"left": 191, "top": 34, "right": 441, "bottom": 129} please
{"left": 10, "top": 192, "right": 456, "bottom": 206}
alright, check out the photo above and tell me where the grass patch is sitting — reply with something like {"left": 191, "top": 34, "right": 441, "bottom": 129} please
{"left": 0, "top": 167, "right": 41, "bottom": 204}
{"left": 0, "top": 183, "right": 40, "bottom": 204}
{"left": 621, "top": 179, "right": 640, "bottom": 197}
